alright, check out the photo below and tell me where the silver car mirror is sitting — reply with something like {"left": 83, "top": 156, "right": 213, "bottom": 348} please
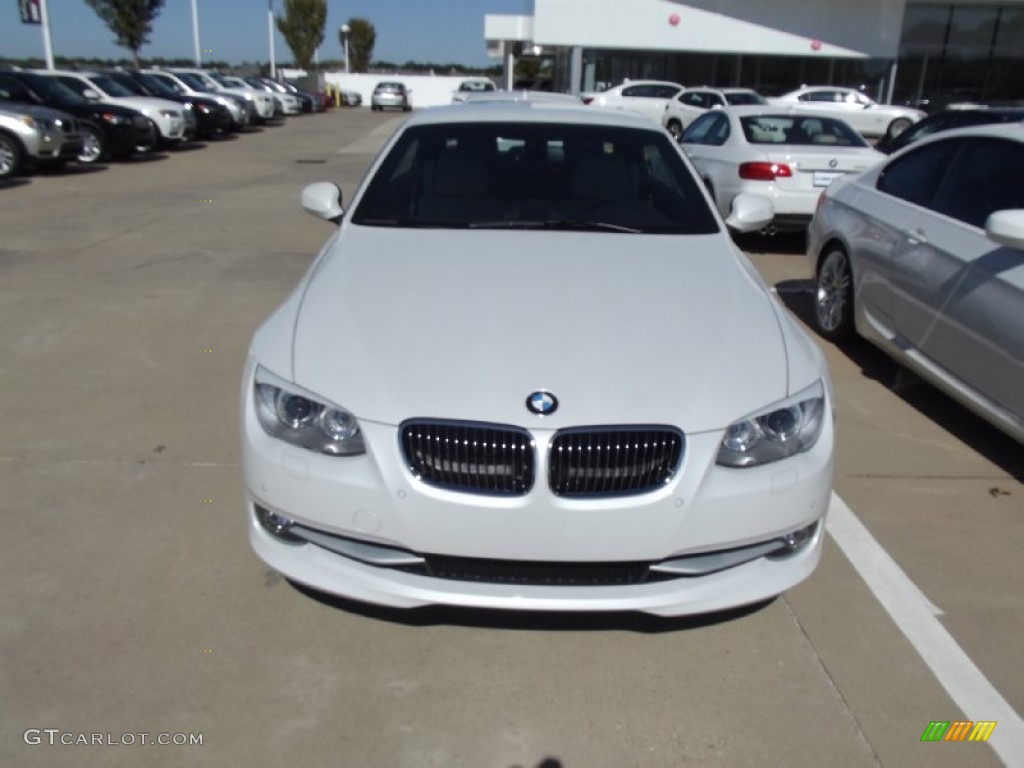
{"left": 301, "top": 182, "right": 344, "bottom": 224}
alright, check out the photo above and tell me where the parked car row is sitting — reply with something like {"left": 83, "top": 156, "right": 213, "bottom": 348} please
{"left": 580, "top": 80, "right": 927, "bottom": 142}
{"left": 0, "top": 67, "right": 329, "bottom": 178}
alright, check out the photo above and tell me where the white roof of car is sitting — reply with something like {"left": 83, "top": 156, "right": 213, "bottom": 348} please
{"left": 410, "top": 101, "right": 661, "bottom": 129}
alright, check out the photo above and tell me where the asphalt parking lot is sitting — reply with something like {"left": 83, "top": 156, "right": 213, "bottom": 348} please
{"left": 1, "top": 109, "right": 1021, "bottom": 768}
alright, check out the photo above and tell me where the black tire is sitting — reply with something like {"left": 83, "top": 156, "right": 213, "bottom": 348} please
{"left": 77, "top": 124, "right": 106, "bottom": 165}
{"left": 0, "top": 131, "right": 24, "bottom": 179}
{"left": 814, "top": 245, "right": 855, "bottom": 342}
{"left": 666, "top": 119, "right": 683, "bottom": 140}
{"left": 887, "top": 117, "right": 913, "bottom": 140}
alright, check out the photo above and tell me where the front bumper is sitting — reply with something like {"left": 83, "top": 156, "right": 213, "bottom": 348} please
{"left": 241, "top": 366, "right": 834, "bottom": 616}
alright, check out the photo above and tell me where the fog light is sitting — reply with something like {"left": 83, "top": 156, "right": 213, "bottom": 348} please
{"left": 773, "top": 522, "right": 819, "bottom": 556}
{"left": 255, "top": 505, "right": 303, "bottom": 543}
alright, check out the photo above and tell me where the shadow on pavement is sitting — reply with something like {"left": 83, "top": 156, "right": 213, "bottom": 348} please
{"left": 775, "top": 279, "right": 1023, "bottom": 482}
{"left": 290, "top": 580, "right": 775, "bottom": 632}
{"left": 0, "top": 177, "right": 32, "bottom": 189}
{"left": 733, "top": 230, "right": 807, "bottom": 255}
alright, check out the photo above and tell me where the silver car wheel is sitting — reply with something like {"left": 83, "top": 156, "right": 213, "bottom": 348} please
{"left": 0, "top": 134, "right": 21, "bottom": 178}
{"left": 815, "top": 248, "right": 854, "bottom": 340}
{"left": 887, "top": 117, "right": 913, "bottom": 139}
{"left": 78, "top": 127, "right": 104, "bottom": 164}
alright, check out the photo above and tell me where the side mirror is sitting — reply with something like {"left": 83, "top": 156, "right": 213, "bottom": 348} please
{"left": 725, "top": 193, "right": 774, "bottom": 233}
{"left": 986, "top": 209, "right": 1024, "bottom": 250}
{"left": 82, "top": 88, "right": 101, "bottom": 101}
{"left": 301, "top": 182, "right": 344, "bottom": 224}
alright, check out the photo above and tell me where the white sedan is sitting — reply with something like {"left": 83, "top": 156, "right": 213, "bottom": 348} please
{"left": 581, "top": 79, "right": 684, "bottom": 123}
{"left": 769, "top": 86, "right": 926, "bottom": 140}
{"left": 808, "top": 123, "right": 1024, "bottom": 442}
{"left": 680, "top": 106, "right": 884, "bottom": 232}
{"left": 241, "top": 103, "right": 834, "bottom": 617}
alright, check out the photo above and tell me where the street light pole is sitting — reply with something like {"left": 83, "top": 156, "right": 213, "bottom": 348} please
{"left": 190, "top": 0, "right": 201, "bottom": 66}
{"left": 38, "top": 0, "right": 55, "bottom": 70}
{"left": 268, "top": 0, "right": 276, "bottom": 79}
{"left": 340, "top": 24, "right": 351, "bottom": 74}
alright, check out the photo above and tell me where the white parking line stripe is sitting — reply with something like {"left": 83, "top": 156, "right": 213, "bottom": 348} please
{"left": 827, "top": 492, "right": 1024, "bottom": 767}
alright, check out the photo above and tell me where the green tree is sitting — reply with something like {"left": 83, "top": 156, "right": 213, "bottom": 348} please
{"left": 84, "top": 0, "right": 165, "bottom": 69}
{"left": 275, "top": 0, "right": 326, "bottom": 71}
{"left": 341, "top": 18, "right": 375, "bottom": 73}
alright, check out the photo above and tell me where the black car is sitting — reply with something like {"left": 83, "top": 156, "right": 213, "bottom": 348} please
{"left": 876, "top": 106, "right": 1024, "bottom": 154}
{"left": 0, "top": 71, "right": 154, "bottom": 163}
{"left": 104, "top": 70, "right": 232, "bottom": 139}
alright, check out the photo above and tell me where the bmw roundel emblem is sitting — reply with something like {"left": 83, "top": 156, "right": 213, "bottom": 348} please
{"left": 526, "top": 390, "right": 558, "bottom": 415}
{"left": 829, "top": 158, "right": 838, "bottom": 168}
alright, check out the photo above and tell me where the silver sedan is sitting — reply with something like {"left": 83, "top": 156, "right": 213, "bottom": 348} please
{"left": 808, "top": 123, "right": 1024, "bottom": 442}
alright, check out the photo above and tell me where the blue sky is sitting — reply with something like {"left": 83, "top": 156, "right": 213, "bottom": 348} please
{"left": 2, "top": 1, "right": 532, "bottom": 66}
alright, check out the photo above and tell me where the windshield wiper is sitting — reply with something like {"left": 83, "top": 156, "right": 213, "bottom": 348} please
{"left": 468, "top": 219, "right": 641, "bottom": 233}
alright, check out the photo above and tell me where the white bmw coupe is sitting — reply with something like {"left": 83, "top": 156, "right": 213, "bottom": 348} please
{"left": 241, "top": 103, "right": 834, "bottom": 617}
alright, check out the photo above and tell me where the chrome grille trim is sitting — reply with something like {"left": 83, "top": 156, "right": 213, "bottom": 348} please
{"left": 400, "top": 419, "right": 534, "bottom": 496}
{"left": 549, "top": 426, "right": 684, "bottom": 497}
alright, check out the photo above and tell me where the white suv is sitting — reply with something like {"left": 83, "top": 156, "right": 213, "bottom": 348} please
{"left": 39, "top": 70, "right": 187, "bottom": 147}
{"left": 663, "top": 87, "right": 767, "bottom": 139}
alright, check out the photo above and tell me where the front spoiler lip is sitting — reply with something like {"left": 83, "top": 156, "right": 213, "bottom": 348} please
{"left": 267, "top": 506, "right": 814, "bottom": 578}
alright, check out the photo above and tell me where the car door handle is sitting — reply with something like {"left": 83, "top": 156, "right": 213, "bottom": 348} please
{"left": 903, "top": 227, "right": 928, "bottom": 246}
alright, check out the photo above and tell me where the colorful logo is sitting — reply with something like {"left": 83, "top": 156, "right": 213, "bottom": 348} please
{"left": 920, "top": 721, "right": 997, "bottom": 742}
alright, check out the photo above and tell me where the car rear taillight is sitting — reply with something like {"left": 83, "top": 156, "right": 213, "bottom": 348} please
{"left": 739, "top": 162, "right": 793, "bottom": 181}
{"left": 581, "top": 96, "right": 594, "bottom": 105}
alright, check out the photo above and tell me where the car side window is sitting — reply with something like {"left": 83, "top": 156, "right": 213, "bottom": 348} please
{"left": 931, "top": 138, "right": 1024, "bottom": 228}
{"left": 680, "top": 113, "right": 718, "bottom": 144}
{"left": 877, "top": 140, "right": 963, "bottom": 208}
{"left": 653, "top": 85, "right": 681, "bottom": 99}
{"left": 622, "top": 85, "right": 650, "bottom": 98}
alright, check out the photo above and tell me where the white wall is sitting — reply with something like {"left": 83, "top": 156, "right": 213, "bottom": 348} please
{"left": 322, "top": 72, "right": 484, "bottom": 108}
{"left": 531, "top": 0, "right": 906, "bottom": 58}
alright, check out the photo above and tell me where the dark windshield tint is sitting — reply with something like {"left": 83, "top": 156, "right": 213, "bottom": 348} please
{"left": 352, "top": 121, "right": 720, "bottom": 234}
{"left": 105, "top": 72, "right": 146, "bottom": 95}
{"left": 175, "top": 73, "right": 211, "bottom": 91}
{"left": 18, "top": 74, "right": 87, "bottom": 104}
{"left": 135, "top": 73, "right": 176, "bottom": 97}
{"left": 741, "top": 115, "right": 868, "bottom": 146}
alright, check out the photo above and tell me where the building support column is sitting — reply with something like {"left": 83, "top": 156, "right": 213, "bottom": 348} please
{"left": 569, "top": 46, "right": 583, "bottom": 95}
{"left": 503, "top": 43, "right": 515, "bottom": 90}
{"left": 885, "top": 59, "right": 898, "bottom": 104}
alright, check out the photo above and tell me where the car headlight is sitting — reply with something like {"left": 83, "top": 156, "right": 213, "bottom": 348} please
{"left": 716, "top": 380, "right": 826, "bottom": 468}
{"left": 19, "top": 115, "right": 37, "bottom": 128}
{"left": 253, "top": 366, "right": 365, "bottom": 456}
{"left": 100, "top": 112, "right": 128, "bottom": 124}
{"left": 159, "top": 109, "right": 177, "bottom": 118}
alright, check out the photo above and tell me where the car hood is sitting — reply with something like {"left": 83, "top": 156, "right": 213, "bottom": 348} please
{"left": 101, "top": 96, "right": 181, "bottom": 114}
{"left": 0, "top": 101, "right": 72, "bottom": 122}
{"left": 287, "top": 226, "right": 790, "bottom": 432}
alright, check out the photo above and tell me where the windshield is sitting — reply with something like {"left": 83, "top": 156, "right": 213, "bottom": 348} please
{"left": 19, "top": 74, "right": 87, "bottom": 104}
{"left": 135, "top": 73, "right": 176, "bottom": 97}
{"left": 104, "top": 73, "right": 146, "bottom": 96}
{"left": 175, "top": 72, "right": 213, "bottom": 92}
{"left": 352, "top": 121, "right": 720, "bottom": 235}
{"left": 741, "top": 115, "right": 869, "bottom": 146}
{"left": 87, "top": 75, "right": 137, "bottom": 98}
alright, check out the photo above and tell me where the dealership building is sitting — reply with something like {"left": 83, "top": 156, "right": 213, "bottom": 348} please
{"left": 484, "top": 0, "right": 1024, "bottom": 105}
